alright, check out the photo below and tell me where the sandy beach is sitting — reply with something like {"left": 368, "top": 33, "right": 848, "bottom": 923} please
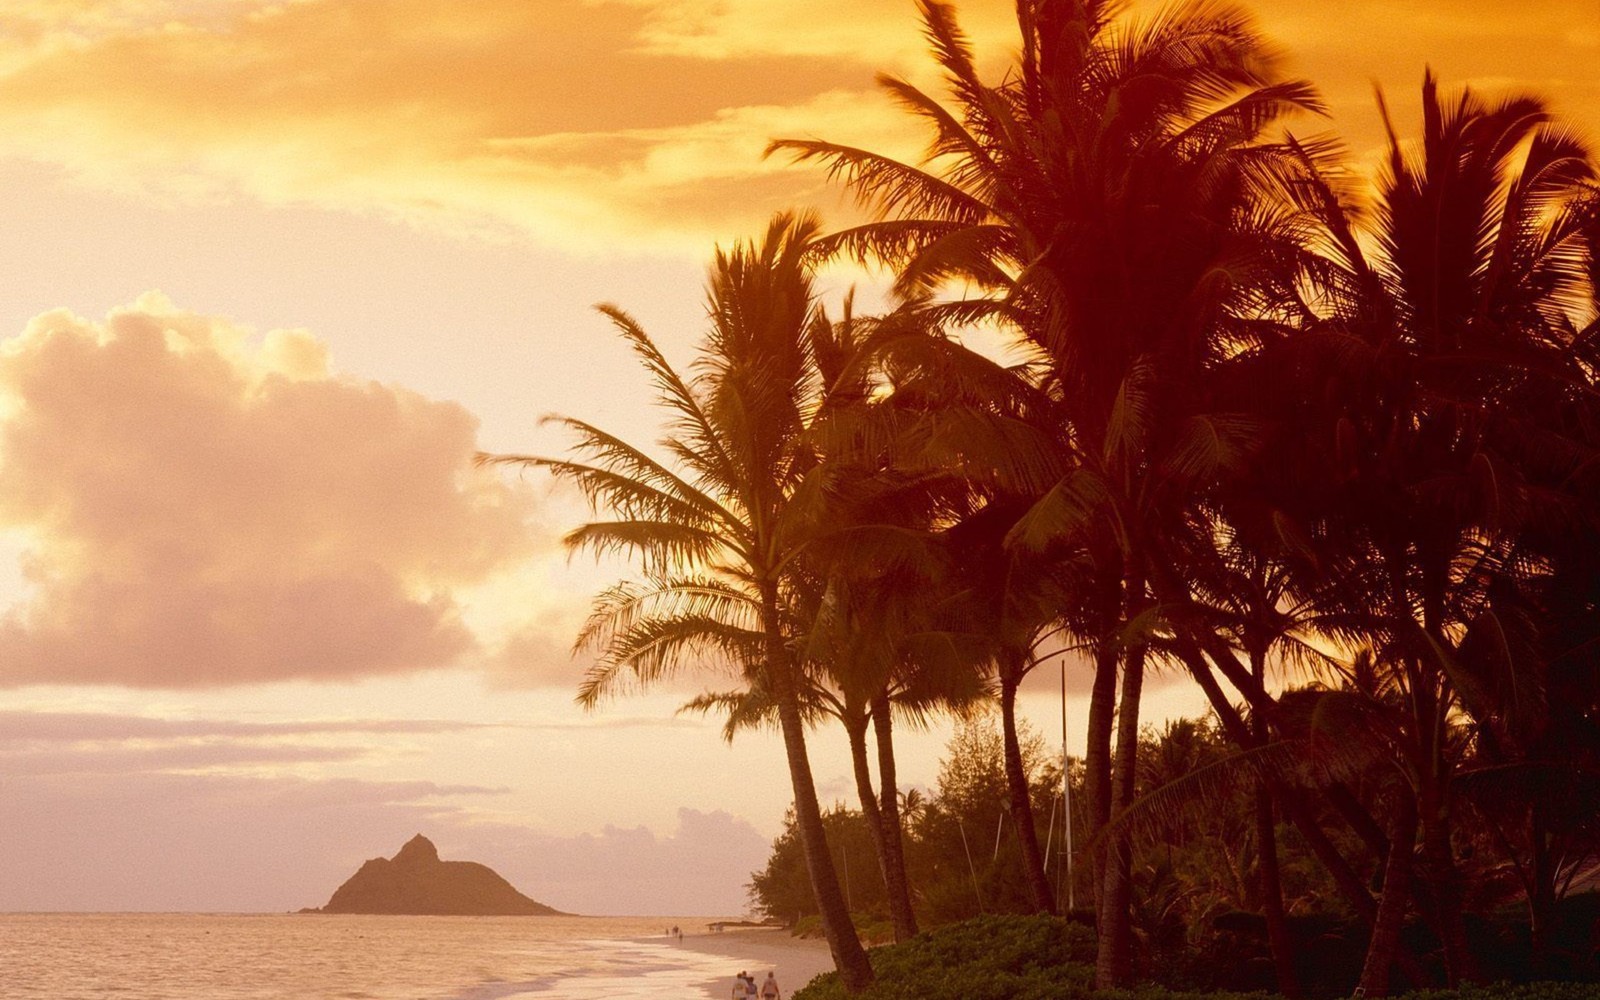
{"left": 662, "top": 927, "right": 836, "bottom": 999}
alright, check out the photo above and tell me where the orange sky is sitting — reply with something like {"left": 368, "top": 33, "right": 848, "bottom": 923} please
{"left": 0, "top": 0, "right": 1594, "bottom": 914}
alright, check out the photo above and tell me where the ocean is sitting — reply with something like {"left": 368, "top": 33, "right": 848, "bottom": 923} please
{"left": 0, "top": 913, "right": 770, "bottom": 999}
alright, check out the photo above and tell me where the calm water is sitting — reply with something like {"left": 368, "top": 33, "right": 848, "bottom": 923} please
{"left": 0, "top": 914, "right": 746, "bottom": 999}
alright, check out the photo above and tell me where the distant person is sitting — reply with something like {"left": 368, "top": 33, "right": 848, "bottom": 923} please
{"left": 732, "top": 970, "right": 755, "bottom": 1000}
{"left": 761, "top": 970, "right": 781, "bottom": 999}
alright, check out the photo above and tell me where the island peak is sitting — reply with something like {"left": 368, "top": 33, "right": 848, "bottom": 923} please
{"left": 394, "top": 833, "right": 440, "bottom": 864}
{"left": 308, "top": 835, "right": 565, "bottom": 916}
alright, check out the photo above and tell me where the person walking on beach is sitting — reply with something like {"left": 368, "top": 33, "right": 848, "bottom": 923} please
{"left": 732, "top": 970, "right": 756, "bottom": 999}
{"left": 761, "top": 970, "right": 781, "bottom": 999}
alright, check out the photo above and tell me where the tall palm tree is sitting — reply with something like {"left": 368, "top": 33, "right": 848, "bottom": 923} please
{"left": 772, "top": 0, "right": 1319, "bottom": 984}
{"left": 484, "top": 212, "right": 874, "bottom": 990}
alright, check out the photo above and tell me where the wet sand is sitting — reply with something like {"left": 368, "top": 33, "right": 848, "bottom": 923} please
{"left": 661, "top": 927, "right": 835, "bottom": 999}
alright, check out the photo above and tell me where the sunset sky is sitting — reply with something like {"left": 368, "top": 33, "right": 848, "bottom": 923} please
{"left": 0, "top": 0, "right": 1595, "bottom": 917}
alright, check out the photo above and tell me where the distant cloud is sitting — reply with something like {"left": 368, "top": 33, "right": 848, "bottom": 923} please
{"left": 0, "top": 767, "right": 768, "bottom": 914}
{"left": 2, "top": 741, "right": 369, "bottom": 776}
{"left": 0, "top": 770, "right": 512, "bottom": 911}
{"left": 0, "top": 709, "right": 528, "bottom": 778}
{"left": 0, "top": 710, "right": 501, "bottom": 742}
{"left": 0, "top": 294, "right": 537, "bottom": 687}
{"left": 426, "top": 807, "right": 772, "bottom": 916}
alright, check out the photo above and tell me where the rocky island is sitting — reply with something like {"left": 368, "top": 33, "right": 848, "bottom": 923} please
{"left": 306, "top": 834, "right": 566, "bottom": 916}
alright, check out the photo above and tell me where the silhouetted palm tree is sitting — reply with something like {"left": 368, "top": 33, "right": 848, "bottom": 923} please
{"left": 1240, "top": 71, "right": 1598, "bottom": 990}
{"left": 773, "top": 0, "right": 1319, "bottom": 983}
{"left": 484, "top": 212, "right": 875, "bottom": 990}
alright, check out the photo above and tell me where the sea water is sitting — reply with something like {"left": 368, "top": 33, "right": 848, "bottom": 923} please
{"left": 0, "top": 913, "right": 754, "bottom": 999}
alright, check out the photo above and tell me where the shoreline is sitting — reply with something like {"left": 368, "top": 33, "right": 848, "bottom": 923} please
{"left": 642, "top": 927, "right": 835, "bottom": 999}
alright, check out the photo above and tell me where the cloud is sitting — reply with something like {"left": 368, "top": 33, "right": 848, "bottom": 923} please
{"left": 425, "top": 807, "right": 772, "bottom": 915}
{"left": 0, "top": 0, "right": 1590, "bottom": 255}
{"left": 0, "top": 770, "right": 511, "bottom": 911}
{"left": 0, "top": 767, "right": 768, "bottom": 914}
{"left": 613, "top": 0, "right": 1019, "bottom": 63}
{"left": 0, "top": 710, "right": 500, "bottom": 742}
{"left": 1257, "top": 0, "right": 1600, "bottom": 142}
{"left": 0, "top": 0, "right": 908, "bottom": 251}
{"left": 0, "top": 294, "right": 536, "bottom": 688}
{"left": 0, "top": 709, "right": 526, "bottom": 778}
{"left": 1, "top": 741, "right": 369, "bottom": 776}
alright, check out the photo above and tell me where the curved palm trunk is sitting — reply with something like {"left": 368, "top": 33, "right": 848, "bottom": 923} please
{"left": 871, "top": 690, "right": 919, "bottom": 941}
{"left": 762, "top": 588, "right": 873, "bottom": 991}
{"left": 1180, "top": 642, "right": 1376, "bottom": 918}
{"left": 1178, "top": 639, "right": 1442, "bottom": 983}
{"left": 1359, "top": 791, "right": 1419, "bottom": 998}
{"left": 999, "top": 664, "right": 1055, "bottom": 914}
{"left": 845, "top": 703, "right": 918, "bottom": 942}
{"left": 1095, "top": 643, "right": 1145, "bottom": 989}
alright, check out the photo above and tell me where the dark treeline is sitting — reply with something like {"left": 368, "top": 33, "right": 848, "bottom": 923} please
{"left": 486, "top": 0, "right": 1600, "bottom": 995}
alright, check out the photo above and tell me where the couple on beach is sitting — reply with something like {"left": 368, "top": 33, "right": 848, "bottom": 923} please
{"left": 732, "top": 969, "right": 780, "bottom": 999}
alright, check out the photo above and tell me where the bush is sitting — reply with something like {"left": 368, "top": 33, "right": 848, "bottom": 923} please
{"left": 789, "top": 915, "right": 1598, "bottom": 1000}
{"left": 792, "top": 914, "right": 1097, "bottom": 1000}
{"left": 794, "top": 913, "right": 896, "bottom": 947}
{"left": 1398, "top": 987, "right": 1600, "bottom": 1000}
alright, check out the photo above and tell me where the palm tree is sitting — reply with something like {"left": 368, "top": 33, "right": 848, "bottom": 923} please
{"left": 483, "top": 212, "right": 874, "bottom": 990}
{"left": 687, "top": 558, "right": 978, "bottom": 944}
{"left": 940, "top": 498, "right": 1091, "bottom": 916}
{"left": 1238, "top": 72, "right": 1598, "bottom": 988}
{"left": 1186, "top": 538, "right": 1337, "bottom": 998}
{"left": 772, "top": 0, "right": 1319, "bottom": 984}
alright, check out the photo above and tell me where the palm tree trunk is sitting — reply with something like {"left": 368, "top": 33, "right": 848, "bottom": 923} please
{"left": 1327, "top": 782, "right": 1392, "bottom": 860}
{"left": 1413, "top": 646, "right": 1477, "bottom": 987}
{"left": 1358, "top": 790, "right": 1418, "bottom": 998}
{"left": 1000, "top": 664, "right": 1055, "bottom": 914}
{"left": 1095, "top": 642, "right": 1145, "bottom": 989}
{"left": 844, "top": 710, "right": 893, "bottom": 920}
{"left": 1420, "top": 786, "right": 1477, "bottom": 985}
{"left": 1084, "top": 633, "right": 1119, "bottom": 917}
{"left": 1529, "top": 799, "right": 1556, "bottom": 975}
{"left": 1255, "top": 782, "right": 1299, "bottom": 995}
{"left": 1250, "top": 648, "right": 1300, "bottom": 999}
{"left": 762, "top": 587, "right": 873, "bottom": 992}
{"left": 871, "top": 690, "right": 919, "bottom": 941}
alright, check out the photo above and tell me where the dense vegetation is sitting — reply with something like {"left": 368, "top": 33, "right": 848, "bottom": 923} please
{"left": 488, "top": 0, "right": 1600, "bottom": 995}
